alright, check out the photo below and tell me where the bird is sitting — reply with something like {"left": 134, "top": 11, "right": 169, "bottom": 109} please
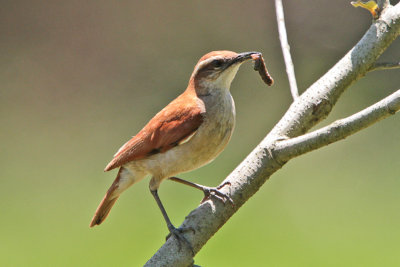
{"left": 90, "top": 50, "right": 270, "bottom": 251}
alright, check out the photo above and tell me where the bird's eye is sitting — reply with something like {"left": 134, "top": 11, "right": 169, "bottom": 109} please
{"left": 212, "top": 59, "right": 223, "bottom": 68}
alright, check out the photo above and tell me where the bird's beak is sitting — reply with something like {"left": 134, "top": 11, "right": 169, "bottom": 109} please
{"left": 225, "top": 51, "right": 261, "bottom": 69}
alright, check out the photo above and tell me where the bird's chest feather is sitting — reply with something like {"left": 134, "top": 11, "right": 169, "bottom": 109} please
{"left": 191, "top": 90, "right": 236, "bottom": 157}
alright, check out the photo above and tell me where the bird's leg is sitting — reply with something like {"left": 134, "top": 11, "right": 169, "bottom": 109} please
{"left": 150, "top": 189, "right": 194, "bottom": 255}
{"left": 168, "top": 177, "right": 234, "bottom": 205}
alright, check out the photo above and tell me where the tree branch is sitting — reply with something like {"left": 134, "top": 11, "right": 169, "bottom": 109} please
{"left": 274, "top": 89, "right": 400, "bottom": 161}
{"left": 377, "top": 0, "right": 390, "bottom": 10}
{"left": 145, "top": 4, "right": 400, "bottom": 267}
{"left": 275, "top": 0, "right": 299, "bottom": 100}
{"left": 369, "top": 61, "right": 400, "bottom": 71}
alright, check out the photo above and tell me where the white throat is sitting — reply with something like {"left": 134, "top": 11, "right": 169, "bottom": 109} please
{"left": 200, "top": 64, "right": 241, "bottom": 92}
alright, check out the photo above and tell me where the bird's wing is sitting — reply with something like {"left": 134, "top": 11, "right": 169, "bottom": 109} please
{"left": 104, "top": 93, "right": 204, "bottom": 171}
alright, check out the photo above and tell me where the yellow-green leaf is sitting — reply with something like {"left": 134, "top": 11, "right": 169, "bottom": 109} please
{"left": 351, "top": 0, "right": 379, "bottom": 18}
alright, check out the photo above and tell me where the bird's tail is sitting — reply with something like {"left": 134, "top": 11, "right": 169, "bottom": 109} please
{"left": 90, "top": 193, "right": 119, "bottom": 227}
{"left": 90, "top": 167, "right": 133, "bottom": 227}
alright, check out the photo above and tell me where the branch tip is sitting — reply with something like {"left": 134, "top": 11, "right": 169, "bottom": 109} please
{"left": 369, "top": 62, "right": 400, "bottom": 72}
{"left": 275, "top": 0, "right": 299, "bottom": 100}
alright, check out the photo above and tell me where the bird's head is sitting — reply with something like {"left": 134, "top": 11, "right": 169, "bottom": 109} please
{"left": 189, "top": 51, "right": 260, "bottom": 95}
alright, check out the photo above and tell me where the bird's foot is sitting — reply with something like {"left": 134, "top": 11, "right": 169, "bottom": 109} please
{"left": 166, "top": 224, "right": 195, "bottom": 255}
{"left": 201, "top": 182, "right": 234, "bottom": 206}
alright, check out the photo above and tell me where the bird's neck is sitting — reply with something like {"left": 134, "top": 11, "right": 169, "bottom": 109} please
{"left": 187, "top": 78, "right": 231, "bottom": 97}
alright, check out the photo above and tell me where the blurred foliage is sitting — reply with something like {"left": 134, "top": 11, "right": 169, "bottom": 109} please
{"left": 1, "top": 0, "right": 400, "bottom": 266}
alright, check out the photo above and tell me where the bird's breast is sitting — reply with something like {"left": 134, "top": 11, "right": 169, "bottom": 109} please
{"left": 188, "top": 90, "right": 236, "bottom": 163}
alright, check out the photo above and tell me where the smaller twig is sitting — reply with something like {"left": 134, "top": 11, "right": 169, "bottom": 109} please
{"left": 274, "top": 89, "right": 400, "bottom": 161}
{"left": 377, "top": 0, "right": 390, "bottom": 10}
{"left": 369, "top": 62, "right": 400, "bottom": 72}
{"left": 275, "top": 0, "right": 299, "bottom": 100}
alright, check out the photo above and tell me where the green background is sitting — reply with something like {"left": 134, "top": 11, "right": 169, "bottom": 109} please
{"left": 1, "top": 1, "right": 400, "bottom": 266}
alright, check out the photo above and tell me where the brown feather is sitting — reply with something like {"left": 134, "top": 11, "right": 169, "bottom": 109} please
{"left": 90, "top": 169, "right": 124, "bottom": 227}
{"left": 89, "top": 196, "right": 119, "bottom": 227}
{"left": 196, "top": 50, "right": 238, "bottom": 63}
{"left": 104, "top": 88, "right": 204, "bottom": 172}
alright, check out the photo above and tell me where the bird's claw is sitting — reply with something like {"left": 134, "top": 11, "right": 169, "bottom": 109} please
{"left": 201, "top": 182, "right": 234, "bottom": 206}
{"left": 166, "top": 225, "right": 195, "bottom": 255}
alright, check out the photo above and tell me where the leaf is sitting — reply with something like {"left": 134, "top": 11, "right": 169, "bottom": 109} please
{"left": 351, "top": 0, "right": 379, "bottom": 18}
